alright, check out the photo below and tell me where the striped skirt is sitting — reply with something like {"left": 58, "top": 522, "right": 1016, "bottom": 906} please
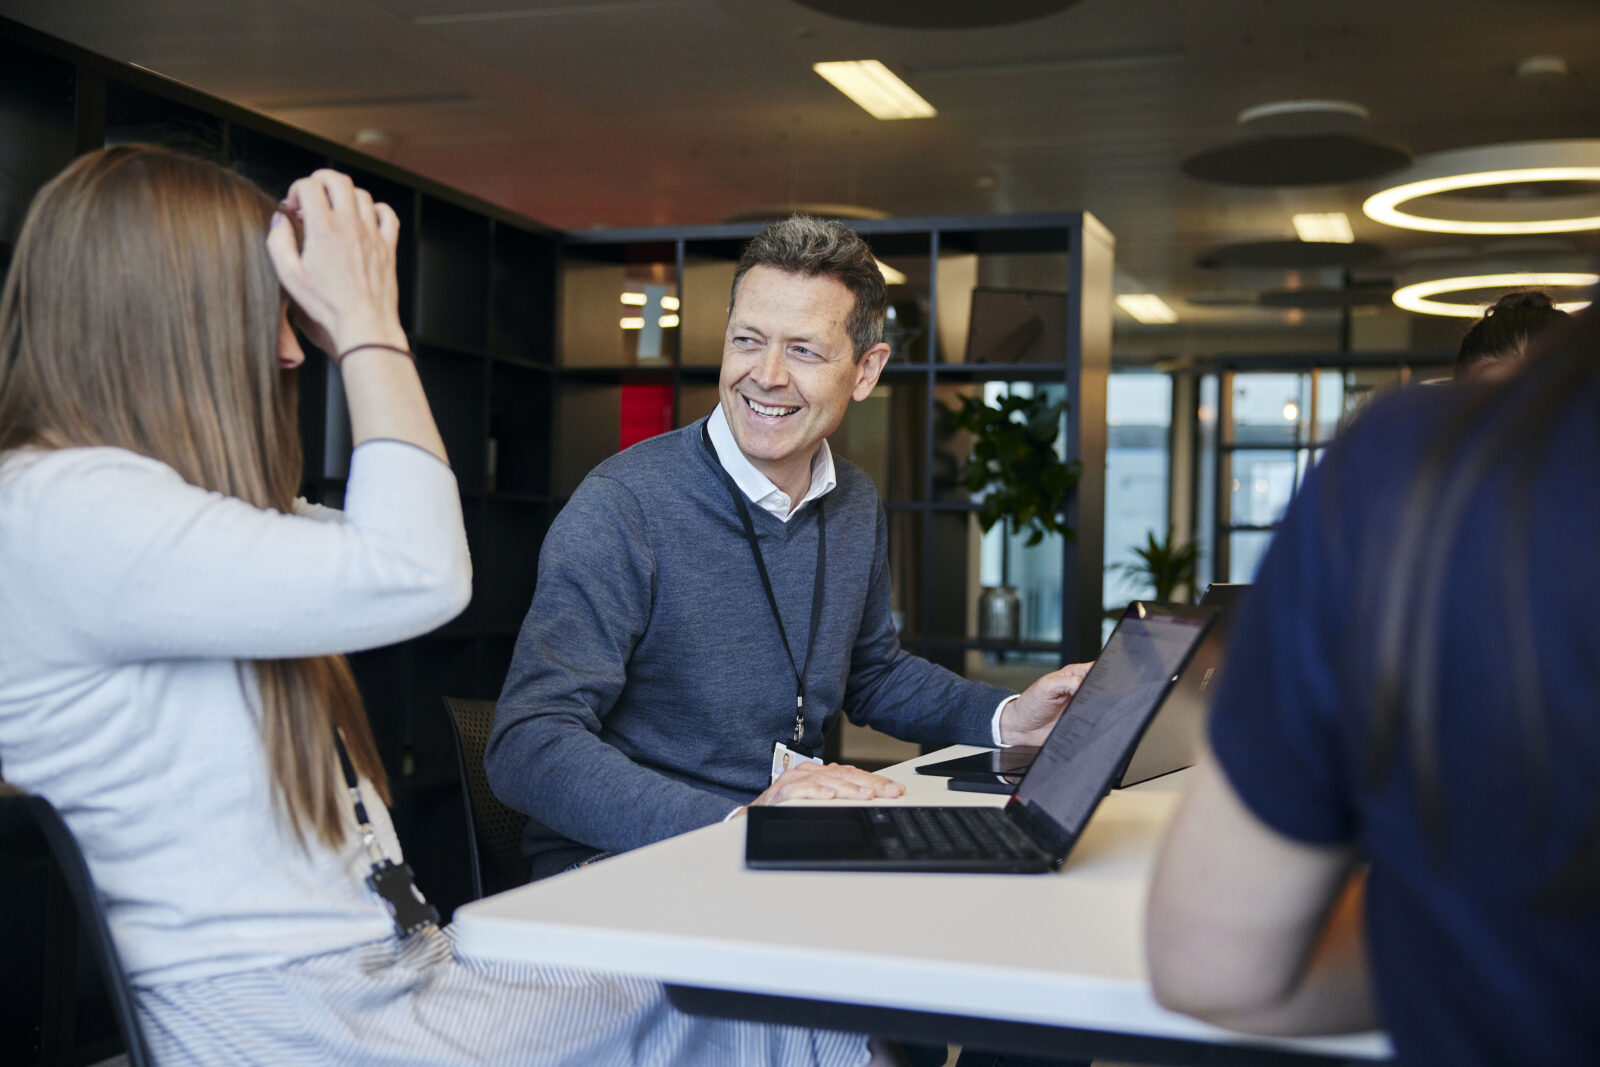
{"left": 136, "top": 925, "right": 870, "bottom": 1066}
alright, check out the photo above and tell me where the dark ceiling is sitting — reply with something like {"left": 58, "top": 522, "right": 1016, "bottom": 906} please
{"left": 4, "top": 0, "right": 1597, "bottom": 358}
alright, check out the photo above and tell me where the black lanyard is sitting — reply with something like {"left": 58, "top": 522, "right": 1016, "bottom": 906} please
{"left": 702, "top": 421, "right": 827, "bottom": 754}
{"left": 333, "top": 729, "right": 439, "bottom": 937}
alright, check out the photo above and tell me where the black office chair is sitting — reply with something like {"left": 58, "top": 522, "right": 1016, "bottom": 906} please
{"left": 441, "top": 697, "right": 531, "bottom": 898}
{"left": 0, "top": 790, "right": 153, "bottom": 1067}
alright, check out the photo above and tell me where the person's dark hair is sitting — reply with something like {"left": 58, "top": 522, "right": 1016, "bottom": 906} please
{"left": 1368, "top": 299, "right": 1599, "bottom": 902}
{"left": 729, "top": 215, "right": 887, "bottom": 360}
{"left": 1454, "top": 290, "right": 1571, "bottom": 378}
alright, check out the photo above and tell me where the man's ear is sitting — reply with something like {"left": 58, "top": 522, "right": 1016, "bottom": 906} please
{"left": 851, "top": 342, "right": 892, "bottom": 401}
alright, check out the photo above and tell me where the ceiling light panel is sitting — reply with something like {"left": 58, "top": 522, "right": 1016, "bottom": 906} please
{"left": 1292, "top": 212, "right": 1355, "bottom": 243}
{"left": 813, "top": 61, "right": 936, "bottom": 120}
{"left": 1116, "top": 294, "right": 1178, "bottom": 324}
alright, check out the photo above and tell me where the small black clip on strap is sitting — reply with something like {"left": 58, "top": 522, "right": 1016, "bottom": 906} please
{"left": 333, "top": 729, "right": 439, "bottom": 938}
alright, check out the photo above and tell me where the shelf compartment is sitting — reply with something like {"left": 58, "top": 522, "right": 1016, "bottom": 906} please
{"left": 415, "top": 194, "right": 490, "bottom": 351}
{"left": 476, "top": 497, "right": 549, "bottom": 633}
{"left": 405, "top": 636, "right": 480, "bottom": 788}
{"left": 490, "top": 223, "right": 557, "bottom": 364}
{"left": 488, "top": 361, "right": 553, "bottom": 496}
{"left": 414, "top": 344, "right": 489, "bottom": 494}
{"left": 560, "top": 245, "right": 679, "bottom": 368}
{"left": 679, "top": 248, "right": 733, "bottom": 368}
{"left": 0, "top": 38, "right": 76, "bottom": 245}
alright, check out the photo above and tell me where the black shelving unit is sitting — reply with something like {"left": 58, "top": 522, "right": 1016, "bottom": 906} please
{"left": 0, "top": 17, "right": 561, "bottom": 922}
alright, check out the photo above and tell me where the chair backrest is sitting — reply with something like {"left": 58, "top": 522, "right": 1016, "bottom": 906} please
{"left": 0, "top": 792, "right": 153, "bottom": 1067}
{"left": 441, "top": 697, "right": 530, "bottom": 898}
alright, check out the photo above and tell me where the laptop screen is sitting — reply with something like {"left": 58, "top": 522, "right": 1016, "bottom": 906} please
{"left": 1009, "top": 603, "right": 1212, "bottom": 856}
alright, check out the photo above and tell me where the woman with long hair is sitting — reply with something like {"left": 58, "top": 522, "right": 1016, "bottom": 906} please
{"left": 0, "top": 145, "right": 874, "bottom": 1065}
{"left": 1145, "top": 299, "right": 1600, "bottom": 1061}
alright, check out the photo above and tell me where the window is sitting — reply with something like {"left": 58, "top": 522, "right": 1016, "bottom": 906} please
{"left": 1200, "top": 361, "right": 1451, "bottom": 582}
{"left": 1102, "top": 373, "right": 1173, "bottom": 632}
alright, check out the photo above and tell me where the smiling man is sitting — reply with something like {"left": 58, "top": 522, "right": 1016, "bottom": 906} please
{"left": 486, "top": 216, "right": 1090, "bottom": 880}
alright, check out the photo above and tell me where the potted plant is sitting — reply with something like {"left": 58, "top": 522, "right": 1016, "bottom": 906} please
{"left": 1108, "top": 527, "right": 1200, "bottom": 606}
{"left": 942, "top": 391, "right": 1081, "bottom": 643}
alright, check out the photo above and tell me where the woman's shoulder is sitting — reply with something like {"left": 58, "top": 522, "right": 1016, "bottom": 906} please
{"left": 2, "top": 444, "right": 179, "bottom": 483}
{"left": 0, "top": 446, "right": 184, "bottom": 526}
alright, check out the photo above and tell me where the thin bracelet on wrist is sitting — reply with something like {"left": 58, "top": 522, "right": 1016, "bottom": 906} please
{"left": 335, "top": 342, "right": 414, "bottom": 364}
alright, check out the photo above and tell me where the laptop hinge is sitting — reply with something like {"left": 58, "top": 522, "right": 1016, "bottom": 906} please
{"left": 1004, "top": 798, "right": 1068, "bottom": 857}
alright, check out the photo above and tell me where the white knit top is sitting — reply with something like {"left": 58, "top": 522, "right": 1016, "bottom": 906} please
{"left": 0, "top": 441, "right": 471, "bottom": 985}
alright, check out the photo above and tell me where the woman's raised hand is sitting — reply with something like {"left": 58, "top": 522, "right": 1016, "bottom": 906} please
{"left": 266, "top": 170, "right": 406, "bottom": 357}
{"left": 268, "top": 169, "right": 447, "bottom": 465}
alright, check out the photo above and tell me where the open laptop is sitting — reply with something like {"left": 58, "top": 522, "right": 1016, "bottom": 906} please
{"left": 1116, "top": 582, "right": 1250, "bottom": 786}
{"left": 916, "top": 582, "right": 1252, "bottom": 790}
{"left": 744, "top": 602, "right": 1215, "bottom": 874}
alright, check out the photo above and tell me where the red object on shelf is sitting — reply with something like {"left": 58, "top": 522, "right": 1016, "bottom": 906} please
{"left": 619, "top": 384, "right": 676, "bottom": 450}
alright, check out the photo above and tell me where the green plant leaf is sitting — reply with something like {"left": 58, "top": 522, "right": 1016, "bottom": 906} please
{"left": 948, "top": 390, "right": 1079, "bottom": 547}
{"left": 1106, "top": 526, "right": 1201, "bottom": 603}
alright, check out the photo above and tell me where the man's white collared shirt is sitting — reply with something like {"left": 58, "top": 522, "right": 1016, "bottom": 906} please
{"left": 706, "top": 403, "right": 835, "bottom": 520}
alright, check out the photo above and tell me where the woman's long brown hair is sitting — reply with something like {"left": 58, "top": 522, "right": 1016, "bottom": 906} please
{"left": 0, "top": 144, "right": 389, "bottom": 848}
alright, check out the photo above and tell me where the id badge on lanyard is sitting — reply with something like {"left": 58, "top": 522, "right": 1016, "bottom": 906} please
{"left": 771, "top": 740, "right": 824, "bottom": 783}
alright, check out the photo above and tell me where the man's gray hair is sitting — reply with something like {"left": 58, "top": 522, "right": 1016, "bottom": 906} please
{"left": 730, "top": 215, "right": 887, "bottom": 360}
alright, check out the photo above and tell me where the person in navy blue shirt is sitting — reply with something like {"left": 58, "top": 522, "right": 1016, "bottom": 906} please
{"left": 1145, "top": 304, "right": 1600, "bottom": 1064}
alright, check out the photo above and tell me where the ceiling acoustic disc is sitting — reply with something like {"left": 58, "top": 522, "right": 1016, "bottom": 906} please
{"left": 1257, "top": 286, "right": 1395, "bottom": 309}
{"left": 1183, "top": 290, "right": 1260, "bottom": 308}
{"left": 1197, "top": 239, "right": 1386, "bottom": 270}
{"left": 1181, "top": 133, "right": 1412, "bottom": 187}
{"left": 792, "top": 0, "right": 1082, "bottom": 29}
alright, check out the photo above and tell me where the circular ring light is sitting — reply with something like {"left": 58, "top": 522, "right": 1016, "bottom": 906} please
{"left": 1364, "top": 141, "right": 1600, "bottom": 234}
{"left": 1391, "top": 272, "right": 1596, "bottom": 317}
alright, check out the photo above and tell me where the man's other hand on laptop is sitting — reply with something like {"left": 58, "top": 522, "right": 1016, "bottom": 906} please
{"left": 999, "top": 661, "right": 1094, "bottom": 747}
{"left": 732, "top": 762, "right": 906, "bottom": 818}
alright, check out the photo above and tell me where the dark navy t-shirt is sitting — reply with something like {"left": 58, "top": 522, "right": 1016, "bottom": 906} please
{"left": 1208, "top": 378, "right": 1600, "bottom": 1065}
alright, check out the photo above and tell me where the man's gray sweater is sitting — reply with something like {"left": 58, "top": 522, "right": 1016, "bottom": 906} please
{"left": 486, "top": 418, "right": 1011, "bottom": 878}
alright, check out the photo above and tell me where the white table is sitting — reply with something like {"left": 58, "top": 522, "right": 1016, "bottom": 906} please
{"left": 453, "top": 747, "right": 1391, "bottom": 1065}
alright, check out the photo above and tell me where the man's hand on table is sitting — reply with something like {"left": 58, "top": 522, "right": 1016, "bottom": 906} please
{"left": 1000, "top": 661, "right": 1094, "bottom": 747}
{"left": 729, "top": 762, "right": 906, "bottom": 819}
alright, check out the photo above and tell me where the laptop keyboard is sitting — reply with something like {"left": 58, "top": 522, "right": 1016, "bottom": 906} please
{"left": 868, "top": 806, "right": 1038, "bottom": 860}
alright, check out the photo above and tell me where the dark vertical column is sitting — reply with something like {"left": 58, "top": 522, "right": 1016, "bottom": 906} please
{"left": 919, "top": 230, "right": 941, "bottom": 660}
{"left": 1069, "top": 214, "right": 1114, "bottom": 662}
{"left": 1214, "top": 368, "right": 1235, "bottom": 582}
